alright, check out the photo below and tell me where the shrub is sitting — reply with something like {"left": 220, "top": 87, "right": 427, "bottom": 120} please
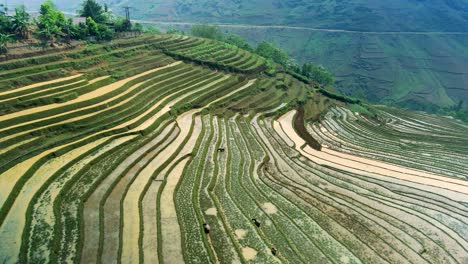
{"left": 191, "top": 24, "right": 223, "bottom": 41}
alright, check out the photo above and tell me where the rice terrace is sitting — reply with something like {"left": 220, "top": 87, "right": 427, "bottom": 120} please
{"left": 1, "top": 4, "right": 468, "bottom": 264}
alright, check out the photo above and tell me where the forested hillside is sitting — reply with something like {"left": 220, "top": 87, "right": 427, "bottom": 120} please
{"left": 225, "top": 28, "right": 468, "bottom": 111}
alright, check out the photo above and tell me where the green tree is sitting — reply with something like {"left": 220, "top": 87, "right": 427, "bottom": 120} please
{"left": 86, "top": 17, "right": 99, "bottom": 36}
{"left": 224, "top": 34, "right": 253, "bottom": 52}
{"left": 0, "top": 33, "right": 13, "bottom": 55}
{"left": 11, "top": 5, "right": 30, "bottom": 39}
{"left": 36, "top": 0, "right": 66, "bottom": 44}
{"left": 79, "top": 0, "right": 106, "bottom": 23}
{"left": 84, "top": 17, "right": 114, "bottom": 41}
{"left": 255, "top": 41, "right": 291, "bottom": 66}
{"left": 455, "top": 100, "right": 463, "bottom": 112}
{"left": 97, "top": 23, "right": 113, "bottom": 41}
{"left": 454, "top": 108, "right": 468, "bottom": 122}
{"left": 191, "top": 24, "right": 223, "bottom": 40}
{"left": 114, "top": 17, "right": 132, "bottom": 32}
{"left": 301, "top": 63, "right": 334, "bottom": 86}
{"left": 145, "top": 25, "right": 160, "bottom": 34}
{"left": 62, "top": 18, "right": 76, "bottom": 43}
{"left": 0, "top": 4, "right": 12, "bottom": 34}
{"left": 133, "top": 23, "right": 143, "bottom": 33}
{"left": 75, "top": 22, "right": 88, "bottom": 39}
{"left": 166, "top": 29, "right": 184, "bottom": 35}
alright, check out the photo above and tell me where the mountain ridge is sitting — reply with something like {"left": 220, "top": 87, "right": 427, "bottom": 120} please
{"left": 7, "top": 0, "right": 468, "bottom": 32}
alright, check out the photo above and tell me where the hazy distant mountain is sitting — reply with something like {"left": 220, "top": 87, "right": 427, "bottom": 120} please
{"left": 9, "top": 0, "right": 468, "bottom": 32}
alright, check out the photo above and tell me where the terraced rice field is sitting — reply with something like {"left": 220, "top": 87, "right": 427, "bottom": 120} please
{"left": 0, "top": 35, "right": 467, "bottom": 263}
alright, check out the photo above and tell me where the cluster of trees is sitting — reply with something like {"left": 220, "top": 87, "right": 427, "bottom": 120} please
{"left": 0, "top": 0, "right": 145, "bottom": 54}
{"left": 0, "top": 4, "right": 31, "bottom": 53}
{"left": 452, "top": 108, "right": 468, "bottom": 122}
{"left": 292, "top": 63, "right": 334, "bottom": 87}
{"left": 189, "top": 24, "right": 334, "bottom": 87}
{"left": 191, "top": 24, "right": 223, "bottom": 41}
{"left": 442, "top": 100, "right": 468, "bottom": 122}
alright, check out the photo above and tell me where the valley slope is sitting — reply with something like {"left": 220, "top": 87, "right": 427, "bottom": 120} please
{"left": 0, "top": 34, "right": 467, "bottom": 264}
{"left": 7, "top": 0, "right": 468, "bottom": 110}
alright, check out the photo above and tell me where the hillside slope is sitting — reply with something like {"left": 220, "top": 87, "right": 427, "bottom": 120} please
{"left": 7, "top": 0, "right": 468, "bottom": 110}
{"left": 26, "top": 0, "right": 468, "bottom": 32}
{"left": 224, "top": 28, "right": 468, "bottom": 110}
{"left": 0, "top": 35, "right": 467, "bottom": 264}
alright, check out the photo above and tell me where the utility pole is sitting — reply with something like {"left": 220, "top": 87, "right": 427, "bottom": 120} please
{"left": 123, "top": 6, "right": 131, "bottom": 21}
{"left": 122, "top": 6, "right": 133, "bottom": 35}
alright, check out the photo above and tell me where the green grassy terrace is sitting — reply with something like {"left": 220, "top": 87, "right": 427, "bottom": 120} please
{"left": 0, "top": 33, "right": 466, "bottom": 264}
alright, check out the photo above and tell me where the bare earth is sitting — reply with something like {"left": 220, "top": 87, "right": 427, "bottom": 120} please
{"left": 0, "top": 74, "right": 82, "bottom": 96}
{"left": 235, "top": 229, "right": 247, "bottom": 240}
{"left": 160, "top": 158, "right": 190, "bottom": 264}
{"left": 160, "top": 114, "right": 203, "bottom": 262}
{"left": 242, "top": 247, "right": 258, "bottom": 261}
{"left": 262, "top": 202, "right": 278, "bottom": 214}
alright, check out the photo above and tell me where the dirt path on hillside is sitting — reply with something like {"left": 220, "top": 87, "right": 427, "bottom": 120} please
{"left": 141, "top": 180, "right": 162, "bottom": 264}
{"left": 0, "top": 80, "right": 85, "bottom": 103}
{"left": 0, "top": 62, "right": 181, "bottom": 123}
{"left": 273, "top": 120, "right": 294, "bottom": 147}
{"left": 0, "top": 74, "right": 82, "bottom": 96}
{"left": 0, "top": 137, "right": 38, "bottom": 155}
{"left": 1, "top": 76, "right": 110, "bottom": 105}
{"left": 277, "top": 111, "right": 468, "bottom": 201}
{"left": 158, "top": 114, "right": 202, "bottom": 260}
{"left": 160, "top": 158, "right": 190, "bottom": 264}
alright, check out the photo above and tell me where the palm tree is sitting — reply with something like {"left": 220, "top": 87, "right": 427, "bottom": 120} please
{"left": 0, "top": 4, "right": 12, "bottom": 34}
{"left": 0, "top": 33, "right": 13, "bottom": 55}
{"left": 11, "top": 6, "right": 30, "bottom": 39}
